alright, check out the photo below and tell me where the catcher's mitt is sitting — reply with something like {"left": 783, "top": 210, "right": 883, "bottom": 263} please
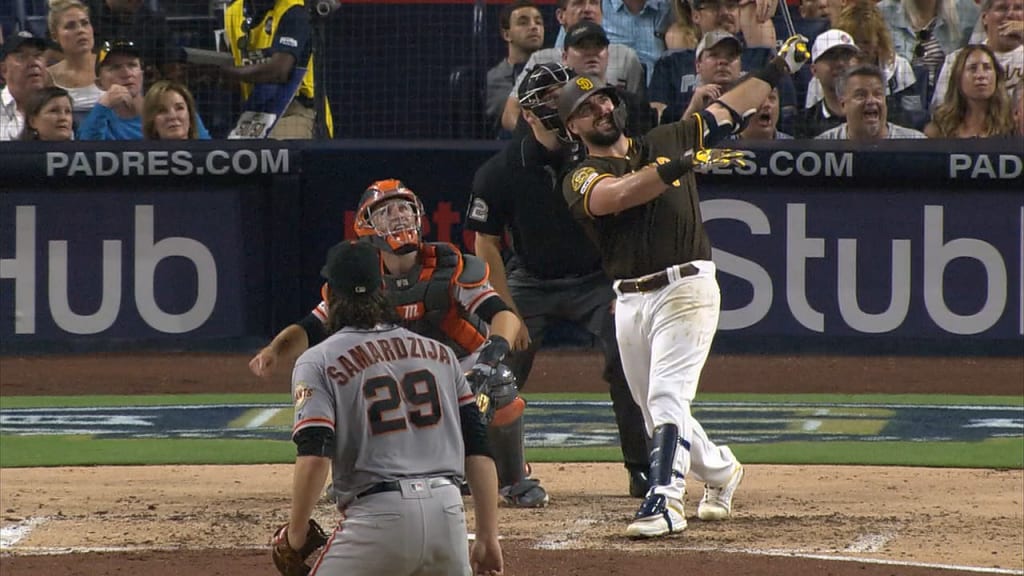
{"left": 271, "top": 518, "right": 329, "bottom": 576}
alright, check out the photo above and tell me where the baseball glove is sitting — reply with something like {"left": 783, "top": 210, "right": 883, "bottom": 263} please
{"left": 271, "top": 518, "right": 329, "bottom": 576}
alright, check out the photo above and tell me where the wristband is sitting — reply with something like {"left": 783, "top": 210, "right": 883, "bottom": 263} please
{"left": 749, "top": 57, "right": 789, "bottom": 89}
{"left": 656, "top": 154, "right": 694, "bottom": 185}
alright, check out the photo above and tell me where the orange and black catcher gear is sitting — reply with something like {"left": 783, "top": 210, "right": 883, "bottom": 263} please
{"left": 354, "top": 179, "right": 425, "bottom": 255}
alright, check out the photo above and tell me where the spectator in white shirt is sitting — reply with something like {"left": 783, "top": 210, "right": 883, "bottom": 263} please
{"left": 0, "top": 32, "right": 49, "bottom": 141}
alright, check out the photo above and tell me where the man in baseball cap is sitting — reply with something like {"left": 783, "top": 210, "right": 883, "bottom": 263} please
{"left": 797, "top": 29, "right": 858, "bottom": 137}
{"left": 79, "top": 38, "right": 145, "bottom": 139}
{"left": 1, "top": 31, "right": 49, "bottom": 141}
{"left": 95, "top": 39, "right": 143, "bottom": 75}
{"left": 695, "top": 30, "right": 743, "bottom": 63}
{"left": 321, "top": 240, "right": 384, "bottom": 299}
{"left": 564, "top": 20, "right": 609, "bottom": 51}
{"left": 562, "top": 21, "right": 613, "bottom": 90}
{"left": 810, "top": 29, "right": 858, "bottom": 64}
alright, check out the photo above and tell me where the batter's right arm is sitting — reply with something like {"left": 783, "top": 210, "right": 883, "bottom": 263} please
{"left": 249, "top": 323, "right": 310, "bottom": 379}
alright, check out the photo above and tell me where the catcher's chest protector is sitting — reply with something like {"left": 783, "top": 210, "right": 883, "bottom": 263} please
{"left": 385, "top": 243, "right": 486, "bottom": 357}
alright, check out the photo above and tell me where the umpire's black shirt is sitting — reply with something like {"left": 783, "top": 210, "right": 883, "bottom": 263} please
{"left": 467, "top": 132, "right": 604, "bottom": 279}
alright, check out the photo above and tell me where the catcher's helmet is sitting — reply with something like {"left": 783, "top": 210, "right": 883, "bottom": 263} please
{"left": 354, "top": 179, "right": 425, "bottom": 255}
{"left": 517, "top": 62, "right": 578, "bottom": 134}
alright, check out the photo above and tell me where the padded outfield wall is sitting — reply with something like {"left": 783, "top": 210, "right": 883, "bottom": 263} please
{"left": 0, "top": 139, "right": 1021, "bottom": 354}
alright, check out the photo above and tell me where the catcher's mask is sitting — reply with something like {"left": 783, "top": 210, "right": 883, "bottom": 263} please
{"left": 517, "top": 62, "right": 578, "bottom": 137}
{"left": 354, "top": 179, "right": 425, "bottom": 255}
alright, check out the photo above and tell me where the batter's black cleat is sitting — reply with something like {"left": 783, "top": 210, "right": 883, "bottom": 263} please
{"left": 628, "top": 469, "right": 649, "bottom": 499}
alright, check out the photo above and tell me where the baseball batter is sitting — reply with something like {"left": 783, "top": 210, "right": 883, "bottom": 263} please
{"left": 251, "top": 180, "right": 547, "bottom": 508}
{"left": 559, "top": 35, "right": 811, "bottom": 538}
{"left": 468, "top": 62, "right": 652, "bottom": 498}
{"left": 276, "top": 240, "right": 503, "bottom": 576}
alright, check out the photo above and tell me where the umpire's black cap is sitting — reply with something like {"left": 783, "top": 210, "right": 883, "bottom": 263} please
{"left": 321, "top": 240, "right": 383, "bottom": 297}
{"left": 557, "top": 74, "right": 618, "bottom": 125}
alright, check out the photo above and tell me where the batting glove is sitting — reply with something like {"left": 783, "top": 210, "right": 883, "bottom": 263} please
{"left": 692, "top": 148, "right": 748, "bottom": 173}
{"left": 778, "top": 35, "right": 811, "bottom": 74}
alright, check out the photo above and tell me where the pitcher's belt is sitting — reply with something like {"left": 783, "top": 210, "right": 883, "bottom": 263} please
{"left": 357, "top": 476, "right": 456, "bottom": 498}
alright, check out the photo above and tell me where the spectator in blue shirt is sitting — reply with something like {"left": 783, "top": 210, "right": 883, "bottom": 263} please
{"left": 79, "top": 40, "right": 209, "bottom": 140}
{"left": 598, "top": 0, "right": 673, "bottom": 83}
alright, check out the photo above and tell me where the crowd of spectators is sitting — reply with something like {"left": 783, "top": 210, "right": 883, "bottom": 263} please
{"left": 0, "top": 0, "right": 320, "bottom": 141}
{"left": 485, "top": 0, "right": 1021, "bottom": 141}
{"left": 0, "top": 0, "right": 1020, "bottom": 141}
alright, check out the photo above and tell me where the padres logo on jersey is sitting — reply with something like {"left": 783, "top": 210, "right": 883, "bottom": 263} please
{"left": 571, "top": 167, "right": 599, "bottom": 195}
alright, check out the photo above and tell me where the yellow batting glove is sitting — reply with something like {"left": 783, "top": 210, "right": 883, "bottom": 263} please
{"left": 779, "top": 35, "right": 811, "bottom": 74}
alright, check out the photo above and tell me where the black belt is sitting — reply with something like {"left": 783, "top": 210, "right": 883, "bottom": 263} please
{"left": 356, "top": 476, "right": 456, "bottom": 499}
{"left": 618, "top": 264, "right": 698, "bottom": 294}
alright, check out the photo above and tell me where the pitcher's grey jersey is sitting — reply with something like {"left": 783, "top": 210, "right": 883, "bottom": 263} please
{"left": 292, "top": 323, "right": 476, "bottom": 507}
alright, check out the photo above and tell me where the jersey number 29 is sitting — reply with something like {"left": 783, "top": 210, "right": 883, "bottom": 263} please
{"left": 364, "top": 369, "right": 442, "bottom": 435}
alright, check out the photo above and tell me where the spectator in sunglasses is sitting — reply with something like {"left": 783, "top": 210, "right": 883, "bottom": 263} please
{"left": 877, "top": 0, "right": 980, "bottom": 84}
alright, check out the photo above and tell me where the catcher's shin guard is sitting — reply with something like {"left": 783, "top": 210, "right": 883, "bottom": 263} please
{"left": 487, "top": 413, "right": 528, "bottom": 488}
{"left": 487, "top": 413, "right": 549, "bottom": 507}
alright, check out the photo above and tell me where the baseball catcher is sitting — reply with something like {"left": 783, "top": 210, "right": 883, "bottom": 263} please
{"left": 271, "top": 518, "right": 328, "bottom": 576}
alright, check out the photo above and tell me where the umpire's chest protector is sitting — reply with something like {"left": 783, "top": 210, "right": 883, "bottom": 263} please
{"left": 385, "top": 243, "right": 488, "bottom": 357}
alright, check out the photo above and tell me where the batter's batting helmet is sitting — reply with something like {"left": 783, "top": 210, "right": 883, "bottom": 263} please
{"left": 557, "top": 74, "right": 621, "bottom": 125}
{"left": 518, "top": 62, "right": 578, "bottom": 134}
{"left": 354, "top": 179, "right": 425, "bottom": 255}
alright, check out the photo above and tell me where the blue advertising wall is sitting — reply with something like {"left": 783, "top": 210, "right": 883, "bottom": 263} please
{"left": 1, "top": 139, "right": 1021, "bottom": 354}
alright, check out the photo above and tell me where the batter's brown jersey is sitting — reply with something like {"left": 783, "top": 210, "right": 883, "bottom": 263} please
{"left": 561, "top": 118, "right": 713, "bottom": 280}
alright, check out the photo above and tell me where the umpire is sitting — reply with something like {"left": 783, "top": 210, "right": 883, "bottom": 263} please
{"left": 467, "top": 62, "right": 650, "bottom": 497}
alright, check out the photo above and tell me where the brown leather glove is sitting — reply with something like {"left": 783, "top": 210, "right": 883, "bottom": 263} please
{"left": 271, "top": 519, "right": 329, "bottom": 576}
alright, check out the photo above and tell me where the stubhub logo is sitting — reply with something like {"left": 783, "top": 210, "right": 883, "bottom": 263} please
{"left": 704, "top": 201, "right": 1022, "bottom": 337}
{"left": 1, "top": 205, "right": 217, "bottom": 335}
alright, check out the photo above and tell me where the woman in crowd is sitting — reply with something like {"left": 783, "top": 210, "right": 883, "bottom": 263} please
{"left": 877, "top": 0, "right": 980, "bottom": 85}
{"left": 19, "top": 86, "right": 74, "bottom": 141}
{"left": 46, "top": 0, "right": 101, "bottom": 123}
{"left": 833, "top": 1, "right": 925, "bottom": 125}
{"left": 665, "top": 0, "right": 700, "bottom": 50}
{"left": 925, "top": 44, "right": 1015, "bottom": 137}
{"left": 142, "top": 80, "right": 203, "bottom": 140}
